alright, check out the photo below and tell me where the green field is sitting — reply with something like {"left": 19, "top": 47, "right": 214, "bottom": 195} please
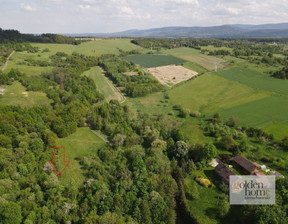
{"left": 164, "top": 47, "right": 225, "bottom": 71}
{"left": 123, "top": 54, "right": 186, "bottom": 68}
{"left": 32, "top": 39, "right": 144, "bottom": 57}
{"left": 185, "top": 168, "right": 220, "bottom": 224}
{"left": 84, "top": 66, "right": 125, "bottom": 102}
{"left": 217, "top": 67, "right": 288, "bottom": 96}
{"left": 219, "top": 95, "right": 288, "bottom": 127}
{"left": 168, "top": 73, "right": 270, "bottom": 114}
{"left": 57, "top": 127, "right": 106, "bottom": 187}
{"left": 0, "top": 81, "right": 51, "bottom": 107}
{"left": 4, "top": 39, "right": 144, "bottom": 76}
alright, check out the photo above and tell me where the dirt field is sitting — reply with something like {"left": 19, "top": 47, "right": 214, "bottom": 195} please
{"left": 147, "top": 65, "right": 198, "bottom": 87}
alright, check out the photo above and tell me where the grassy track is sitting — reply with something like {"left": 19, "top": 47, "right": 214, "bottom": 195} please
{"left": 57, "top": 127, "right": 106, "bottom": 187}
{"left": 164, "top": 47, "right": 225, "bottom": 71}
{"left": 123, "top": 54, "right": 186, "bottom": 68}
{"left": 84, "top": 66, "right": 125, "bottom": 102}
{"left": 217, "top": 67, "right": 288, "bottom": 96}
{"left": 0, "top": 81, "right": 51, "bottom": 107}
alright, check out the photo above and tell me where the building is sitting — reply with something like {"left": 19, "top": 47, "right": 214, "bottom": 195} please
{"left": 271, "top": 171, "right": 285, "bottom": 179}
{"left": 233, "top": 155, "right": 257, "bottom": 175}
{"left": 214, "top": 162, "right": 236, "bottom": 184}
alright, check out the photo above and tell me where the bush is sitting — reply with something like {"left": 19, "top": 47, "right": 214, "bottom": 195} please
{"left": 195, "top": 176, "right": 212, "bottom": 188}
{"left": 190, "top": 111, "right": 201, "bottom": 117}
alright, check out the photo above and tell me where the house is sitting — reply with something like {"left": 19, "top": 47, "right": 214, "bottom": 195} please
{"left": 233, "top": 155, "right": 257, "bottom": 175}
{"left": 255, "top": 170, "right": 265, "bottom": 176}
{"left": 214, "top": 162, "right": 236, "bottom": 184}
{"left": 271, "top": 171, "right": 285, "bottom": 179}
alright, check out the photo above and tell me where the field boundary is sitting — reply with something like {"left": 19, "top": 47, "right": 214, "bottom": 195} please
{"left": 91, "top": 130, "right": 110, "bottom": 144}
{"left": 1, "top": 50, "right": 15, "bottom": 72}
{"left": 99, "top": 68, "right": 126, "bottom": 103}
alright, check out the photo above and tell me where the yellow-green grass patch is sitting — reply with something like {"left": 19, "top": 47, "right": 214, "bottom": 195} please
{"left": 263, "top": 123, "right": 288, "bottom": 141}
{"left": 164, "top": 47, "right": 225, "bottom": 71}
{"left": 83, "top": 66, "right": 125, "bottom": 102}
{"left": 185, "top": 168, "right": 220, "bottom": 224}
{"left": 168, "top": 73, "right": 271, "bottom": 114}
{"left": 57, "top": 127, "right": 106, "bottom": 187}
{"left": 32, "top": 39, "right": 145, "bottom": 57}
{"left": 0, "top": 81, "right": 51, "bottom": 107}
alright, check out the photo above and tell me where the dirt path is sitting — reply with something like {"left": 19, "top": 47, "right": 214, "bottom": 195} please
{"left": 1, "top": 50, "right": 15, "bottom": 72}
{"left": 99, "top": 68, "right": 126, "bottom": 103}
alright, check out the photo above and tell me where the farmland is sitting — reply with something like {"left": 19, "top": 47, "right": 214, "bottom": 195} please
{"left": 217, "top": 67, "right": 288, "bottom": 96}
{"left": 219, "top": 95, "right": 288, "bottom": 128}
{"left": 167, "top": 73, "right": 271, "bottom": 114}
{"left": 163, "top": 47, "right": 225, "bottom": 71}
{"left": 123, "top": 54, "right": 186, "bottom": 68}
{"left": 31, "top": 39, "right": 145, "bottom": 57}
{"left": 147, "top": 65, "right": 198, "bottom": 87}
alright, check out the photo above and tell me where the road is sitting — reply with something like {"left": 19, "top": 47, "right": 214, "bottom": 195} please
{"left": 1, "top": 50, "right": 15, "bottom": 72}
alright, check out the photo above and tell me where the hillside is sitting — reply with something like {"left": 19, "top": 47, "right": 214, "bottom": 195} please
{"left": 68, "top": 23, "right": 288, "bottom": 38}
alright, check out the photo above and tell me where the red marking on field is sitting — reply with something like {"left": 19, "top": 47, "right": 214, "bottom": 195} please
{"left": 48, "top": 146, "right": 70, "bottom": 177}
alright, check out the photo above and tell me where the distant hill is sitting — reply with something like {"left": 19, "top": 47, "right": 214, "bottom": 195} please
{"left": 0, "top": 28, "right": 80, "bottom": 44}
{"left": 68, "top": 23, "right": 288, "bottom": 38}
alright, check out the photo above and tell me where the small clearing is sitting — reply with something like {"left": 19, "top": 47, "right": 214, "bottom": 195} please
{"left": 148, "top": 65, "right": 198, "bottom": 87}
{"left": 124, "top": 72, "right": 138, "bottom": 76}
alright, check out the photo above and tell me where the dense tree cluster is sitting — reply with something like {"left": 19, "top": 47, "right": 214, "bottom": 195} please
{"left": 98, "top": 54, "right": 163, "bottom": 97}
{"left": 0, "top": 28, "right": 80, "bottom": 44}
{"left": 272, "top": 66, "right": 288, "bottom": 79}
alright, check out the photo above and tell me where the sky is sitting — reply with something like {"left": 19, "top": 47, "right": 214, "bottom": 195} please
{"left": 0, "top": 0, "right": 288, "bottom": 34}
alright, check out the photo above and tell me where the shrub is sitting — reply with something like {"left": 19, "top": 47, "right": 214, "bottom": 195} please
{"left": 190, "top": 111, "right": 201, "bottom": 117}
{"left": 195, "top": 176, "right": 212, "bottom": 188}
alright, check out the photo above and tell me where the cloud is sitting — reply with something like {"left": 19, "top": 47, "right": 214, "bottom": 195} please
{"left": 1, "top": 0, "right": 287, "bottom": 33}
{"left": 21, "top": 4, "right": 37, "bottom": 12}
{"left": 78, "top": 4, "right": 91, "bottom": 10}
{"left": 120, "top": 6, "right": 134, "bottom": 15}
{"left": 81, "top": 0, "right": 97, "bottom": 3}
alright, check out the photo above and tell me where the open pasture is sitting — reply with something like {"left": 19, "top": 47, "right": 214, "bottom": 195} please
{"left": 219, "top": 95, "right": 288, "bottom": 129}
{"left": 147, "top": 65, "right": 198, "bottom": 87}
{"left": 58, "top": 127, "right": 106, "bottom": 187}
{"left": 164, "top": 47, "right": 225, "bottom": 71}
{"left": 0, "top": 81, "right": 51, "bottom": 107}
{"left": 217, "top": 67, "right": 288, "bottom": 96}
{"left": 123, "top": 54, "right": 186, "bottom": 68}
{"left": 32, "top": 39, "right": 144, "bottom": 57}
{"left": 168, "top": 73, "right": 270, "bottom": 113}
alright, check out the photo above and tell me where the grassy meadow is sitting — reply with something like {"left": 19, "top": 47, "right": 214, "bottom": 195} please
{"left": 217, "top": 67, "right": 288, "bottom": 96}
{"left": 32, "top": 39, "right": 145, "bottom": 57}
{"left": 57, "top": 127, "right": 106, "bottom": 187}
{"left": 83, "top": 66, "right": 125, "bottom": 102}
{"left": 163, "top": 47, "right": 226, "bottom": 71}
{"left": 0, "top": 81, "right": 51, "bottom": 107}
{"left": 168, "top": 73, "right": 271, "bottom": 114}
